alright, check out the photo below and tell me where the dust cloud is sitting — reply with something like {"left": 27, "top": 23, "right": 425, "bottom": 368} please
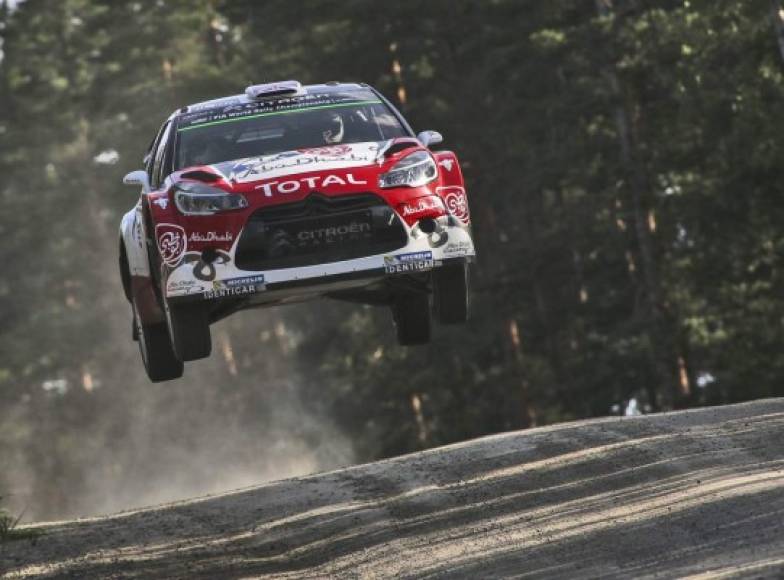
{"left": 2, "top": 303, "right": 355, "bottom": 523}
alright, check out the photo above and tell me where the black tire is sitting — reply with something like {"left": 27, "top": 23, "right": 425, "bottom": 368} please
{"left": 393, "top": 292, "right": 431, "bottom": 346}
{"left": 133, "top": 304, "right": 183, "bottom": 382}
{"left": 165, "top": 302, "right": 212, "bottom": 362}
{"left": 433, "top": 262, "right": 469, "bottom": 324}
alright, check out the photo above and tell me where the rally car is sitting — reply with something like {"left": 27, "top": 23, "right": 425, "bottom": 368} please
{"left": 120, "top": 81, "right": 476, "bottom": 381}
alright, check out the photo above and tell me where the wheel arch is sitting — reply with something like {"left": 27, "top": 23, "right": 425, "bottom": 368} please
{"left": 120, "top": 205, "right": 165, "bottom": 325}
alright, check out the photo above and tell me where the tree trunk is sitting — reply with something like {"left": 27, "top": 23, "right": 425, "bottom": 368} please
{"left": 595, "top": 0, "right": 678, "bottom": 409}
{"left": 508, "top": 318, "right": 537, "bottom": 429}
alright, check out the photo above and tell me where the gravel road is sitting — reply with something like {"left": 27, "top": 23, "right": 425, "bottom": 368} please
{"left": 2, "top": 399, "right": 784, "bottom": 579}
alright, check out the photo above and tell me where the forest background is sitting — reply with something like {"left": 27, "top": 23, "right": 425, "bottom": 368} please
{"left": 2, "top": 0, "right": 783, "bottom": 521}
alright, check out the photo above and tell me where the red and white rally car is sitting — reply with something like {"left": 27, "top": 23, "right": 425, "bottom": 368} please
{"left": 119, "top": 81, "right": 476, "bottom": 381}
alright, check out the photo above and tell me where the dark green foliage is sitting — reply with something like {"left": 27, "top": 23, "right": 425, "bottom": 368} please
{"left": 1, "top": 0, "right": 783, "bottom": 521}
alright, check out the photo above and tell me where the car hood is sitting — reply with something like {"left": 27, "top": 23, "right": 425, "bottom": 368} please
{"left": 208, "top": 141, "right": 394, "bottom": 184}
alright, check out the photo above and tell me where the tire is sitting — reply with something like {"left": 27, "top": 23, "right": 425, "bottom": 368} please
{"left": 133, "top": 304, "right": 183, "bottom": 382}
{"left": 433, "top": 262, "right": 469, "bottom": 324}
{"left": 165, "top": 302, "right": 212, "bottom": 362}
{"left": 393, "top": 292, "right": 431, "bottom": 346}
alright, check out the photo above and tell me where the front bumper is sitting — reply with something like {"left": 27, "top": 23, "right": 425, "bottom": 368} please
{"left": 164, "top": 218, "right": 475, "bottom": 305}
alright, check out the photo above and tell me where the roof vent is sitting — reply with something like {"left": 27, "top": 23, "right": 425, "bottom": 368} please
{"left": 181, "top": 170, "right": 221, "bottom": 183}
{"left": 383, "top": 138, "right": 420, "bottom": 158}
{"left": 245, "top": 81, "right": 305, "bottom": 100}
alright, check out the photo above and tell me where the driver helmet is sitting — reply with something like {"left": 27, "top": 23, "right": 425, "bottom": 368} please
{"left": 187, "top": 135, "right": 215, "bottom": 166}
{"left": 320, "top": 112, "right": 344, "bottom": 144}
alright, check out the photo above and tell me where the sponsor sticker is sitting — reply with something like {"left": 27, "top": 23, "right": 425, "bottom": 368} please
{"left": 437, "top": 186, "right": 471, "bottom": 225}
{"left": 400, "top": 196, "right": 444, "bottom": 218}
{"left": 167, "top": 279, "right": 198, "bottom": 293}
{"left": 443, "top": 241, "right": 473, "bottom": 256}
{"left": 221, "top": 142, "right": 380, "bottom": 186}
{"left": 203, "top": 286, "right": 257, "bottom": 299}
{"left": 297, "top": 221, "right": 371, "bottom": 242}
{"left": 224, "top": 275, "right": 265, "bottom": 288}
{"left": 179, "top": 93, "right": 383, "bottom": 131}
{"left": 155, "top": 224, "right": 187, "bottom": 266}
{"left": 203, "top": 275, "right": 265, "bottom": 299}
{"left": 254, "top": 172, "right": 368, "bottom": 196}
{"left": 297, "top": 144, "right": 353, "bottom": 157}
{"left": 384, "top": 251, "right": 434, "bottom": 274}
{"left": 188, "top": 231, "right": 233, "bottom": 243}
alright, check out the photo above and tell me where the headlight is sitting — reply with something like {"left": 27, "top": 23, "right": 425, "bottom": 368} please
{"left": 173, "top": 182, "right": 248, "bottom": 215}
{"left": 378, "top": 150, "right": 438, "bottom": 189}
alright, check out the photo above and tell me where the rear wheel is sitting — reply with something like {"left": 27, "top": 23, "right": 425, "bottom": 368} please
{"left": 133, "top": 303, "right": 183, "bottom": 382}
{"left": 392, "top": 292, "right": 431, "bottom": 346}
{"left": 433, "top": 262, "right": 469, "bottom": 324}
{"left": 165, "top": 302, "right": 212, "bottom": 362}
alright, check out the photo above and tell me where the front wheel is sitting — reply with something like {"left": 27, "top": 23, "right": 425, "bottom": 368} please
{"left": 433, "top": 262, "right": 469, "bottom": 324}
{"left": 165, "top": 302, "right": 212, "bottom": 362}
{"left": 392, "top": 292, "right": 431, "bottom": 346}
{"left": 133, "top": 304, "right": 183, "bottom": 382}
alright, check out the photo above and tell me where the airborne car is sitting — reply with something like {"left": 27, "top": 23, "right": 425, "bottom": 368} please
{"left": 120, "top": 81, "right": 476, "bottom": 381}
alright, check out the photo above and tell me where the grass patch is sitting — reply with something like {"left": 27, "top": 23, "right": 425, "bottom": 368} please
{"left": 0, "top": 499, "right": 41, "bottom": 542}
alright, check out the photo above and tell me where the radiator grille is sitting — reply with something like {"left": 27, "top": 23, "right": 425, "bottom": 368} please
{"left": 234, "top": 193, "right": 407, "bottom": 271}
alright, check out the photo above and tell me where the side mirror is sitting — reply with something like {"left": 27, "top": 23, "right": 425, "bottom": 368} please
{"left": 123, "top": 170, "right": 150, "bottom": 193}
{"left": 417, "top": 130, "right": 443, "bottom": 148}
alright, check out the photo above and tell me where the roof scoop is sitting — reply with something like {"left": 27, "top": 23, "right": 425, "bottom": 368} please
{"left": 181, "top": 169, "right": 221, "bottom": 183}
{"left": 380, "top": 137, "right": 421, "bottom": 158}
{"left": 245, "top": 81, "right": 305, "bottom": 100}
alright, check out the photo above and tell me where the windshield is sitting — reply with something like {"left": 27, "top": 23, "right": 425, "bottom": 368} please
{"left": 174, "top": 89, "right": 409, "bottom": 169}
